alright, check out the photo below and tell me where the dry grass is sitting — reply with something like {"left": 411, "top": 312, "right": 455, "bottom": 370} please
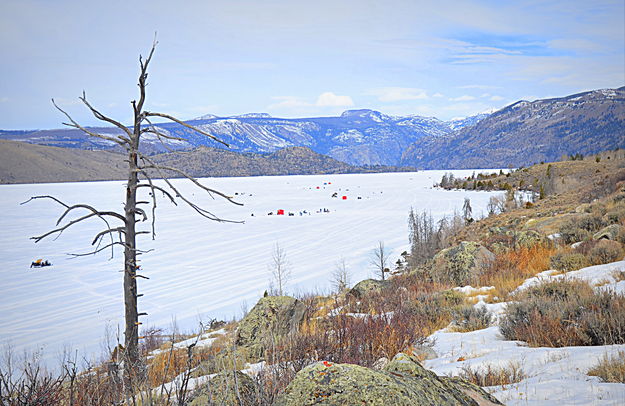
{"left": 479, "top": 244, "right": 557, "bottom": 300}
{"left": 588, "top": 351, "right": 625, "bottom": 383}
{"left": 458, "top": 362, "right": 527, "bottom": 387}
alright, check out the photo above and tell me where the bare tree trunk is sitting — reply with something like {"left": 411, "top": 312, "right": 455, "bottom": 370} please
{"left": 124, "top": 146, "right": 139, "bottom": 369}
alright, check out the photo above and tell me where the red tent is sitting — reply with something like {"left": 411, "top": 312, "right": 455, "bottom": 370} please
{"left": 277, "top": 209, "right": 285, "bottom": 215}
{"left": 342, "top": 196, "right": 347, "bottom": 200}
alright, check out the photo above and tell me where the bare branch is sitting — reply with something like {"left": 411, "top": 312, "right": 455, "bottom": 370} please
{"left": 134, "top": 38, "right": 158, "bottom": 118}
{"left": 67, "top": 242, "right": 125, "bottom": 257}
{"left": 139, "top": 156, "right": 243, "bottom": 223}
{"left": 136, "top": 183, "right": 176, "bottom": 205}
{"left": 144, "top": 111, "right": 229, "bottom": 147}
{"left": 56, "top": 203, "right": 126, "bottom": 225}
{"left": 23, "top": 196, "right": 126, "bottom": 257}
{"left": 67, "top": 242, "right": 153, "bottom": 258}
{"left": 138, "top": 155, "right": 242, "bottom": 206}
{"left": 136, "top": 170, "right": 162, "bottom": 239}
{"left": 92, "top": 227, "right": 125, "bottom": 246}
{"left": 79, "top": 91, "right": 133, "bottom": 139}
{"left": 134, "top": 207, "right": 147, "bottom": 222}
{"left": 51, "top": 99, "right": 129, "bottom": 149}
{"left": 31, "top": 212, "right": 112, "bottom": 243}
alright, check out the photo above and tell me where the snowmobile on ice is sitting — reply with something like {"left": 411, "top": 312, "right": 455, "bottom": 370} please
{"left": 30, "top": 259, "right": 52, "bottom": 268}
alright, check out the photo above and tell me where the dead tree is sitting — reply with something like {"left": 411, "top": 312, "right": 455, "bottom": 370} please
{"left": 22, "top": 40, "right": 241, "bottom": 377}
{"left": 370, "top": 241, "right": 389, "bottom": 281}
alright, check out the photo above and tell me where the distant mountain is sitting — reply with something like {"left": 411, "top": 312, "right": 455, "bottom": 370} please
{"left": 401, "top": 87, "right": 625, "bottom": 169}
{"left": 0, "top": 110, "right": 486, "bottom": 167}
{"left": 0, "top": 140, "right": 413, "bottom": 184}
{"left": 151, "top": 146, "right": 413, "bottom": 178}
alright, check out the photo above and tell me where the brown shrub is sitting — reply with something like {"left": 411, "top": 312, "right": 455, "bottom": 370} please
{"left": 588, "top": 351, "right": 625, "bottom": 383}
{"left": 500, "top": 280, "right": 625, "bottom": 347}
{"left": 451, "top": 305, "right": 493, "bottom": 332}
{"left": 549, "top": 251, "right": 590, "bottom": 271}
{"left": 589, "top": 240, "right": 624, "bottom": 264}
{"left": 479, "top": 244, "right": 557, "bottom": 299}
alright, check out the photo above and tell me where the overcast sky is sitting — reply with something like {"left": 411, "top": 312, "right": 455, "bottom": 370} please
{"left": 1, "top": 0, "right": 623, "bottom": 129}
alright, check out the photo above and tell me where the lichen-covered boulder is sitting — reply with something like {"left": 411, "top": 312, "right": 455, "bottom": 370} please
{"left": 431, "top": 242, "right": 495, "bottom": 285}
{"left": 273, "top": 353, "right": 502, "bottom": 405}
{"left": 235, "top": 295, "right": 305, "bottom": 360}
{"left": 509, "top": 229, "right": 546, "bottom": 249}
{"left": 348, "top": 279, "right": 390, "bottom": 298}
{"left": 188, "top": 370, "right": 257, "bottom": 406}
{"left": 593, "top": 224, "right": 622, "bottom": 241}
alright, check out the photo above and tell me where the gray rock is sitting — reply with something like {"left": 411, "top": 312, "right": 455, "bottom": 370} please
{"left": 431, "top": 242, "right": 495, "bottom": 285}
{"left": 411, "top": 344, "right": 438, "bottom": 361}
{"left": 273, "top": 352, "right": 502, "bottom": 405}
{"left": 188, "top": 370, "right": 257, "bottom": 406}
{"left": 594, "top": 224, "right": 622, "bottom": 241}
{"left": 235, "top": 295, "right": 306, "bottom": 360}
{"left": 348, "top": 279, "right": 390, "bottom": 298}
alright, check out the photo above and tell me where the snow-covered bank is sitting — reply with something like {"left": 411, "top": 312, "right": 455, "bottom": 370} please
{"left": 424, "top": 260, "right": 625, "bottom": 405}
{"left": 0, "top": 170, "right": 498, "bottom": 366}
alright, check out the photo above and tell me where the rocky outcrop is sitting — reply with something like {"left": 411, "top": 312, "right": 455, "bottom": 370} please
{"left": 348, "top": 279, "right": 390, "bottom": 298}
{"left": 235, "top": 295, "right": 306, "bottom": 360}
{"left": 188, "top": 371, "right": 257, "bottom": 406}
{"left": 488, "top": 227, "right": 547, "bottom": 253}
{"left": 431, "top": 242, "right": 495, "bottom": 285}
{"left": 273, "top": 353, "right": 502, "bottom": 405}
{"left": 594, "top": 224, "right": 622, "bottom": 241}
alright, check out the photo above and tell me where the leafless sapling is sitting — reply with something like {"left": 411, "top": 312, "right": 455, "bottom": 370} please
{"left": 370, "top": 241, "right": 390, "bottom": 281}
{"left": 331, "top": 257, "right": 351, "bottom": 292}
{"left": 269, "top": 243, "right": 290, "bottom": 296}
{"left": 21, "top": 40, "right": 242, "bottom": 379}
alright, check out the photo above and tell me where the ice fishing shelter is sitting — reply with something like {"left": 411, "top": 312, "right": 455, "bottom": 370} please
{"left": 277, "top": 209, "right": 285, "bottom": 215}
{"left": 342, "top": 196, "right": 347, "bottom": 200}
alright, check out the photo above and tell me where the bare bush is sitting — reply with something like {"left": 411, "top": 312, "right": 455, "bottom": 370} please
{"left": 501, "top": 280, "right": 625, "bottom": 347}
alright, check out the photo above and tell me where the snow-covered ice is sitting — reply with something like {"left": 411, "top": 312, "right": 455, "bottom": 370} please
{"left": 0, "top": 170, "right": 498, "bottom": 366}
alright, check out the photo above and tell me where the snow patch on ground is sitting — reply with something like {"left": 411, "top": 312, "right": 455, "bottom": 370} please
{"left": 514, "top": 261, "right": 625, "bottom": 294}
{"left": 149, "top": 329, "right": 226, "bottom": 356}
{"left": 424, "top": 260, "right": 625, "bottom": 405}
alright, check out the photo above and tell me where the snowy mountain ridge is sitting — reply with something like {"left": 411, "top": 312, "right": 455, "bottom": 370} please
{"left": 1, "top": 109, "right": 488, "bottom": 166}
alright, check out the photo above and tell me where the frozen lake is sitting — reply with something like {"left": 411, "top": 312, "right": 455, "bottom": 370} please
{"left": 0, "top": 171, "right": 500, "bottom": 365}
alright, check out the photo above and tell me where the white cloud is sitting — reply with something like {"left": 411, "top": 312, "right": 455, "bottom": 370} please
{"left": 315, "top": 92, "right": 354, "bottom": 107}
{"left": 448, "top": 95, "right": 476, "bottom": 101}
{"left": 367, "top": 87, "right": 428, "bottom": 102}
{"left": 489, "top": 95, "right": 504, "bottom": 101}
{"left": 0, "top": 97, "right": 8, "bottom": 103}
{"left": 432, "top": 92, "right": 444, "bottom": 98}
